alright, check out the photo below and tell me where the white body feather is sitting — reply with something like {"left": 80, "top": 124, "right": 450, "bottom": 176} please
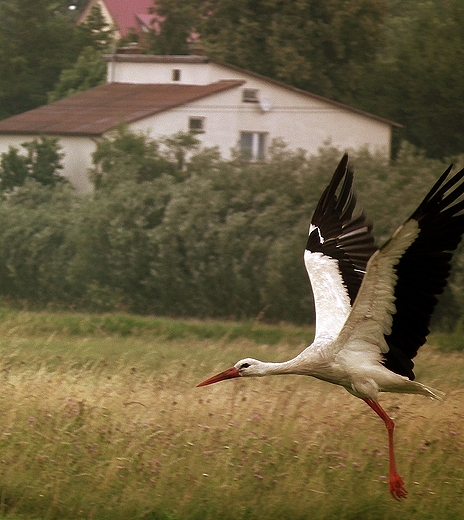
{"left": 304, "top": 250, "right": 351, "bottom": 342}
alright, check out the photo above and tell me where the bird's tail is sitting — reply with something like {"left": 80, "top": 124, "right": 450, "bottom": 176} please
{"left": 409, "top": 381, "right": 445, "bottom": 400}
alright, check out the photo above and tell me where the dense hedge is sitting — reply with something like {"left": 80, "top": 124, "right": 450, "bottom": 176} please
{"left": 0, "top": 135, "right": 463, "bottom": 327}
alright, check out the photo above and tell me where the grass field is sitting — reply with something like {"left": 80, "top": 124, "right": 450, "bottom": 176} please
{"left": 0, "top": 309, "right": 463, "bottom": 519}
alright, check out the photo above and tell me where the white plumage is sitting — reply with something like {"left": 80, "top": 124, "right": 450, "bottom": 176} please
{"left": 198, "top": 154, "right": 464, "bottom": 499}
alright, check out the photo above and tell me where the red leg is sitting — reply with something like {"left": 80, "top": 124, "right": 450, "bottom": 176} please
{"left": 363, "top": 398, "right": 408, "bottom": 500}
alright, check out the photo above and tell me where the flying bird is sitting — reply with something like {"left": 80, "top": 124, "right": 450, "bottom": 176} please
{"left": 197, "top": 154, "right": 464, "bottom": 500}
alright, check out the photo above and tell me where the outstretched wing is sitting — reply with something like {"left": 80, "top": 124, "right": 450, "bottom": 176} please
{"left": 336, "top": 164, "right": 464, "bottom": 379}
{"left": 384, "top": 165, "right": 464, "bottom": 378}
{"left": 305, "top": 154, "right": 377, "bottom": 341}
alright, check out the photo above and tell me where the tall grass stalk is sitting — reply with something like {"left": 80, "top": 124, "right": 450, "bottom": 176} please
{"left": 0, "top": 310, "right": 462, "bottom": 519}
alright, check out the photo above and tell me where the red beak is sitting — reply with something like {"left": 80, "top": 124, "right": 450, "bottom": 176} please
{"left": 197, "top": 367, "right": 240, "bottom": 387}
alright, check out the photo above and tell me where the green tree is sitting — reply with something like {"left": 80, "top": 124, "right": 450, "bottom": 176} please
{"left": 78, "top": 3, "right": 116, "bottom": 50}
{"left": 0, "top": 182, "right": 78, "bottom": 302}
{"left": 0, "top": 136, "right": 65, "bottom": 191}
{"left": 196, "top": 0, "right": 387, "bottom": 101}
{"left": 388, "top": 0, "right": 464, "bottom": 158}
{"left": 147, "top": 0, "right": 199, "bottom": 54}
{"left": 160, "top": 131, "right": 201, "bottom": 171}
{"left": 66, "top": 177, "right": 174, "bottom": 312}
{"left": 90, "top": 127, "right": 177, "bottom": 189}
{"left": 0, "top": 0, "right": 87, "bottom": 119}
{"left": 90, "top": 128, "right": 204, "bottom": 189}
{"left": 0, "top": 142, "right": 461, "bottom": 322}
{"left": 48, "top": 46, "right": 107, "bottom": 102}
{"left": 48, "top": 3, "right": 115, "bottom": 103}
{"left": 341, "top": 0, "right": 464, "bottom": 158}
{"left": 0, "top": 147, "right": 28, "bottom": 192}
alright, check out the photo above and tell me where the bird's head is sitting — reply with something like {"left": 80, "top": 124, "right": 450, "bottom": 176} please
{"left": 197, "top": 358, "right": 264, "bottom": 387}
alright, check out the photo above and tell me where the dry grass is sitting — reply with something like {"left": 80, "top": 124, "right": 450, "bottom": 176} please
{"left": 0, "top": 312, "right": 462, "bottom": 519}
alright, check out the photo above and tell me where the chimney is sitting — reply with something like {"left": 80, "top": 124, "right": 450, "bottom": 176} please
{"left": 117, "top": 42, "right": 143, "bottom": 54}
{"left": 187, "top": 33, "right": 204, "bottom": 56}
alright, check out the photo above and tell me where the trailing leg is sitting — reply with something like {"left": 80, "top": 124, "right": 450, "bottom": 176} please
{"left": 363, "top": 398, "right": 408, "bottom": 500}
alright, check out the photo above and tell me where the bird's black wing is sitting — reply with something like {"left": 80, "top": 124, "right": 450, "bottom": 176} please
{"left": 306, "top": 154, "right": 377, "bottom": 305}
{"left": 383, "top": 165, "right": 464, "bottom": 379}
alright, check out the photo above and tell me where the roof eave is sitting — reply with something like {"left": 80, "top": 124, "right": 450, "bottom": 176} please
{"left": 0, "top": 80, "right": 246, "bottom": 136}
{"left": 118, "top": 80, "right": 245, "bottom": 128}
{"left": 0, "top": 129, "right": 103, "bottom": 137}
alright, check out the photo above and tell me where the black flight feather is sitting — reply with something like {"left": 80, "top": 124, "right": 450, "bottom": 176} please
{"left": 306, "top": 154, "right": 377, "bottom": 304}
{"left": 383, "top": 165, "right": 464, "bottom": 379}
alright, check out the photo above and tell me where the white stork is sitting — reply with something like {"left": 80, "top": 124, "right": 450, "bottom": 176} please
{"left": 197, "top": 154, "right": 464, "bottom": 500}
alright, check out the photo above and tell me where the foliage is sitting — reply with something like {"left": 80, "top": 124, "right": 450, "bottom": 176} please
{"left": 0, "top": 0, "right": 91, "bottom": 119}
{"left": 0, "top": 136, "right": 66, "bottom": 192}
{"left": 47, "top": 3, "right": 115, "bottom": 103}
{"left": 89, "top": 127, "right": 183, "bottom": 188}
{"left": 387, "top": 0, "right": 464, "bottom": 158}
{"left": 0, "top": 182, "right": 77, "bottom": 303}
{"left": 227, "top": 0, "right": 381, "bottom": 98}
{"left": 78, "top": 3, "right": 116, "bottom": 50}
{"left": 48, "top": 46, "right": 107, "bottom": 102}
{"left": 0, "top": 131, "right": 463, "bottom": 327}
{"left": 160, "top": 131, "right": 202, "bottom": 171}
{"left": 0, "top": 147, "right": 28, "bottom": 192}
{"left": 152, "top": 0, "right": 387, "bottom": 101}
{"left": 147, "top": 0, "right": 199, "bottom": 54}
{"left": 67, "top": 177, "right": 176, "bottom": 312}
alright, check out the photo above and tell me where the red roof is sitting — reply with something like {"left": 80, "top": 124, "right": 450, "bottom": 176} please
{"left": 79, "top": 0, "right": 157, "bottom": 36}
{"left": 0, "top": 81, "right": 245, "bottom": 136}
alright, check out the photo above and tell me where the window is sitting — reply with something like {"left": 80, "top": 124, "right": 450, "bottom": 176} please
{"left": 240, "top": 132, "right": 267, "bottom": 161}
{"left": 242, "top": 89, "right": 259, "bottom": 102}
{"left": 172, "top": 69, "right": 181, "bottom": 81}
{"left": 189, "top": 116, "right": 205, "bottom": 133}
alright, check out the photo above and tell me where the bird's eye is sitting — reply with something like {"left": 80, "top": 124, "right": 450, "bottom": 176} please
{"left": 240, "top": 363, "right": 251, "bottom": 369}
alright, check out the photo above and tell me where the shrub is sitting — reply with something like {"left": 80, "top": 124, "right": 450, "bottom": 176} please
{"left": 0, "top": 131, "right": 462, "bottom": 328}
{"left": 0, "top": 136, "right": 66, "bottom": 192}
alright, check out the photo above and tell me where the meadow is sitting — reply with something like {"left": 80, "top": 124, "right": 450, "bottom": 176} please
{"left": 0, "top": 309, "right": 463, "bottom": 519}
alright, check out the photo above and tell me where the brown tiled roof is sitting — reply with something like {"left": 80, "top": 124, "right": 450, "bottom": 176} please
{"left": 0, "top": 81, "right": 245, "bottom": 136}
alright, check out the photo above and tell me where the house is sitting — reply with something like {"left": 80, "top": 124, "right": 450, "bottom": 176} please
{"left": 0, "top": 54, "right": 401, "bottom": 192}
{"left": 77, "top": 0, "right": 160, "bottom": 39}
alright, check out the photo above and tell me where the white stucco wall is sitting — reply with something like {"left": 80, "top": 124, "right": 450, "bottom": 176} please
{"left": 129, "top": 80, "right": 391, "bottom": 158}
{"left": 58, "top": 136, "right": 96, "bottom": 192}
{"left": 110, "top": 58, "right": 392, "bottom": 157}
{"left": 107, "top": 60, "right": 221, "bottom": 85}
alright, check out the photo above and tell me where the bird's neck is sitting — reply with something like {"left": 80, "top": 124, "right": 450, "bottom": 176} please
{"left": 257, "top": 358, "right": 310, "bottom": 376}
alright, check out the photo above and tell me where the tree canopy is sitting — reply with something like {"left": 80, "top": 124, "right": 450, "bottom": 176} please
{"left": 0, "top": 0, "right": 108, "bottom": 117}
{"left": 385, "top": 0, "right": 464, "bottom": 157}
